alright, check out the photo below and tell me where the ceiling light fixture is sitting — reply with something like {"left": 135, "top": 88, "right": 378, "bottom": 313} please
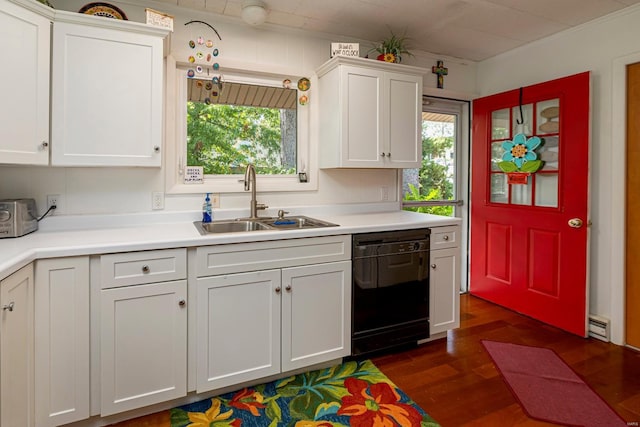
{"left": 241, "top": 0, "right": 268, "bottom": 26}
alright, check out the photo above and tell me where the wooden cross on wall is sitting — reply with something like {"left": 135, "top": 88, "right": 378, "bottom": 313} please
{"left": 432, "top": 60, "right": 448, "bottom": 89}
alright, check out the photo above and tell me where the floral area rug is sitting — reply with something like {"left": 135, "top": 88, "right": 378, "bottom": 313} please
{"left": 170, "top": 359, "right": 439, "bottom": 427}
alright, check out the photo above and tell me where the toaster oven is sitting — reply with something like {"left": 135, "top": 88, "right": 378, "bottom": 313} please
{"left": 0, "top": 199, "right": 38, "bottom": 238}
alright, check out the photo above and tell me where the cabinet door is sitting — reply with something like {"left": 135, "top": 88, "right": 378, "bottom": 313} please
{"left": 0, "top": 0, "right": 50, "bottom": 165}
{"left": 196, "top": 270, "right": 281, "bottom": 392}
{"left": 429, "top": 248, "right": 460, "bottom": 334}
{"left": 1, "top": 264, "right": 34, "bottom": 427}
{"left": 35, "top": 257, "right": 89, "bottom": 427}
{"left": 101, "top": 280, "right": 187, "bottom": 416}
{"left": 51, "top": 21, "right": 164, "bottom": 166}
{"left": 281, "top": 261, "right": 351, "bottom": 371}
{"left": 386, "top": 71, "right": 422, "bottom": 168}
{"left": 340, "top": 66, "right": 385, "bottom": 167}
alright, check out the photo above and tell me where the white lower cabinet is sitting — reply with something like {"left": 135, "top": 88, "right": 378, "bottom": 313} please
{"left": 98, "top": 247, "right": 188, "bottom": 416}
{"left": 100, "top": 280, "right": 187, "bottom": 416}
{"left": 1, "top": 263, "right": 34, "bottom": 427}
{"left": 195, "top": 236, "right": 352, "bottom": 394}
{"left": 196, "top": 270, "right": 281, "bottom": 391}
{"left": 429, "top": 226, "right": 461, "bottom": 335}
{"left": 34, "top": 257, "right": 90, "bottom": 427}
{"left": 281, "top": 262, "right": 351, "bottom": 371}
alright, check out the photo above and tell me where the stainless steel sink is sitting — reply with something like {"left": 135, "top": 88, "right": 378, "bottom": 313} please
{"left": 194, "top": 219, "right": 272, "bottom": 235}
{"left": 259, "top": 215, "right": 338, "bottom": 229}
{"left": 194, "top": 215, "right": 338, "bottom": 235}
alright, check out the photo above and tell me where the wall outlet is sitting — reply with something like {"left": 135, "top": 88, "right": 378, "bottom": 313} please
{"left": 209, "top": 193, "right": 220, "bottom": 208}
{"left": 152, "top": 192, "right": 164, "bottom": 210}
{"left": 380, "top": 186, "right": 389, "bottom": 201}
{"left": 46, "top": 194, "right": 61, "bottom": 213}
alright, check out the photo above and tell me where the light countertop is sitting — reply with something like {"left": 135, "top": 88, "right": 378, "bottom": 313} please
{"left": 0, "top": 208, "right": 460, "bottom": 281}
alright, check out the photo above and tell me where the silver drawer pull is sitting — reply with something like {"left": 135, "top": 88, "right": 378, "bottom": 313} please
{"left": 443, "top": 235, "right": 449, "bottom": 241}
{"left": 178, "top": 299, "right": 186, "bottom": 307}
{"left": 3, "top": 302, "right": 15, "bottom": 311}
{"left": 431, "top": 264, "right": 437, "bottom": 269}
{"left": 142, "top": 265, "right": 150, "bottom": 273}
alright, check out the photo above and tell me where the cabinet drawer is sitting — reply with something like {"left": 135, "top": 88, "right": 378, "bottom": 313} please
{"left": 196, "top": 235, "right": 351, "bottom": 277}
{"left": 100, "top": 248, "right": 187, "bottom": 289}
{"left": 431, "top": 226, "right": 459, "bottom": 250}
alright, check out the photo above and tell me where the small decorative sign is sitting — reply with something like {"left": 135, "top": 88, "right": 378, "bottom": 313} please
{"left": 331, "top": 43, "right": 360, "bottom": 58}
{"left": 506, "top": 172, "right": 530, "bottom": 185}
{"left": 145, "top": 8, "right": 174, "bottom": 31}
{"left": 184, "top": 166, "right": 204, "bottom": 184}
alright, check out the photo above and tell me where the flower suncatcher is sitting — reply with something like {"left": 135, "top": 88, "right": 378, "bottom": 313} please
{"left": 498, "top": 133, "right": 543, "bottom": 173}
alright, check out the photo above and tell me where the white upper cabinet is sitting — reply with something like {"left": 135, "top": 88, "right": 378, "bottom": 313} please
{"left": 0, "top": 0, "right": 51, "bottom": 165}
{"left": 51, "top": 14, "right": 168, "bottom": 166}
{"left": 317, "top": 56, "right": 423, "bottom": 168}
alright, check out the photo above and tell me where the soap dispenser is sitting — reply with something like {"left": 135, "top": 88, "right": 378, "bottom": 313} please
{"left": 202, "top": 193, "right": 213, "bottom": 223}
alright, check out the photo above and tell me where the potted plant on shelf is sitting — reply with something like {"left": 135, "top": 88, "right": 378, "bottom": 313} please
{"left": 370, "top": 30, "right": 413, "bottom": 63}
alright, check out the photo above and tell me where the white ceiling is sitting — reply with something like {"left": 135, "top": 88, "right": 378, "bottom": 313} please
{"left": 153, "top": 0, "right": 640, "bottom": 61}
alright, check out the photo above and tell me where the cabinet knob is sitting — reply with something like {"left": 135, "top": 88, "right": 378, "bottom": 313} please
{"left": 387, "top": 152, "right": 391, "bottom": 157}
{"left": 380, "top": 152, "right": 386, "bottom": 157}
{"left": 431, "top": 264, "right": 437, "bottom": 269}
{"left": 2, "top": 302, "right": 15, "bottom": 312}
{"left": 178, "top": 299, "right": 186, "bottom": 307}
{"left": 154, "top": 146, "right": 161, "bottom": 153}
{"left": 40, "top": 141, "right": 49, "bottom": 149}
{"left": 285, "top": 285, "right": 292, "bottom": 292}
{"left": 142, "top": 265, "right": 150, "bottom": 273}
{"left": 443, "top": 235, "right": 449, "bottom": 241}
{"left": 275, "top": 286, "right": 281, "bottom": 293}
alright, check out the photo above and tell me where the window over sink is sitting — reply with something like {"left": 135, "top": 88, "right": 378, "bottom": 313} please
{"left": 165, "top": 63, "right": 315, "bottom": 194}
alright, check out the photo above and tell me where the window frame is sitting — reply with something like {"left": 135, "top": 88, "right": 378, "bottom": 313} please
{"left": 165, "top": 59, "right": 317, "bottom": 194}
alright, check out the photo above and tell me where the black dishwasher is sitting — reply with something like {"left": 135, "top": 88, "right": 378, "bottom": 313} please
{"left": 351, "top": 228, "right": 430, "bottom": 356}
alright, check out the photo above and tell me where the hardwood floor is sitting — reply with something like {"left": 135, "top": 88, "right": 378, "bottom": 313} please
{"left": 371, "top": 294, "right": 640, "bottom": 426}
{"left": 112, "top": 293, "right": 640, "bottom": 426}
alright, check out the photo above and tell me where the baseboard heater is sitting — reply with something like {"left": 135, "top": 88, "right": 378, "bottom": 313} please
{"left": 588, "top": 315, "right": 610, "bottom": 342}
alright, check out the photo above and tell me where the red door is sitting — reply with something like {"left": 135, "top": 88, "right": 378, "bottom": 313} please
{"left": 470, "top": 72, "right": 590, "bottom": 336}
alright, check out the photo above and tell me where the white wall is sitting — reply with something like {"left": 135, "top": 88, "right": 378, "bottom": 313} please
{"left": 0, "top": 0, "right": 477, "bottom": 217}
{"left": 476, "top": 4, "right": 640, "bottom": 344}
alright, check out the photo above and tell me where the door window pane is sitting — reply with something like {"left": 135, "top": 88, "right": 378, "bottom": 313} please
{"left": 491, "top": 142, "right": 505, "bottom": 171}
{"left": 403, "top": 110, "right": 456, "bottom": 216}
{"left": 539, "top": 136, "right": 559, "bottom": 171}
{"left": 537, "top": 99, "right": 560, "bottom": 135}
{"left": 491, "top": 109, "right": 510, "bottom": 140}
{"left": 535, "top": 174, "right": 559, "bottom": 207}
{"left": 512, "top": 103, "right": 533, "bottom": 136}
{"left": 404, "top": 97, "right": 467, "bottom": 224}
{"left": 490, "top": 174, "right": 508, "bottom": 203}
{"left": 511, "top": 180, "right": 532, "bottom": 205}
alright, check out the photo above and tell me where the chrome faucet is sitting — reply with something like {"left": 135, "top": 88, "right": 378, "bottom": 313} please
{"left": 244, "top": 164, "right": 268, "bottom": 219}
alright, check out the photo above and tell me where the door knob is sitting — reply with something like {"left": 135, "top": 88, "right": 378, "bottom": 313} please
{"left": 568, "top": 218, "right": 583, "bottom": 228}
